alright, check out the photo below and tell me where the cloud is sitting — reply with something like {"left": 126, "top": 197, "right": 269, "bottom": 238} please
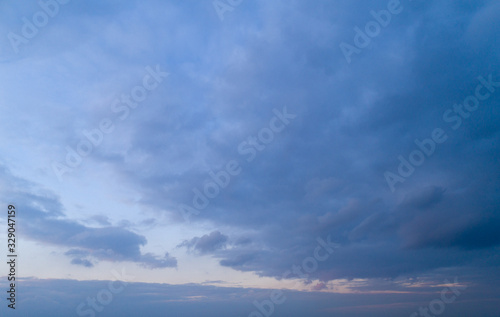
{"left": 88, "top": 214, "right": 112, "bottom": 226}
{"left": 26, "top": 216, "right": 177, "bottom": 268}
{"left": 312, "top": 282, "right": 327, "bottom": 291}
{"left": 219, "top": 252, "right": 258, "bottom": 269}
{"left": 0, "top": 0, "right": 498, "bottom": 300}
{"left": 2, "top": 276, "right": 499, "bottom": 317}
{"left": 0, "top": 165, "right": 177, "bottom": 269}
{"left": 70, "top": 258, "right": 94, "bottom": 268}
{"left": 178, "top": 231, "right": 228, "bottom": 254}
{"left": 399, "top": 186, "right": 446, "bottom": 210}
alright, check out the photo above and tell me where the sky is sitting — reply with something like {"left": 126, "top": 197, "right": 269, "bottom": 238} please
{"left": 0, "top": 0, "right": 499, "bottom": 316}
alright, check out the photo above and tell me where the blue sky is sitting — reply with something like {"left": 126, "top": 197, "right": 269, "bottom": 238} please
{"left": 0, "top": 0, "right": 499, "bottom": 316}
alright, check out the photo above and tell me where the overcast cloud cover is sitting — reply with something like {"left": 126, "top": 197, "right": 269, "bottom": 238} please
{"left": 0, "top": 0, "right": 499, "bottom": 316}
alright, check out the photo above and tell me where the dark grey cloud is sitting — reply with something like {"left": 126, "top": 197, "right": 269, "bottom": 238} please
{"left": 0, "top": 1, "right": 498, "bottom": 313}
{"left": 95, "top": 0, "right": 500, "bottom": 285}
{"left": 178, "top": 231, "right": 228, "bottom": 254}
